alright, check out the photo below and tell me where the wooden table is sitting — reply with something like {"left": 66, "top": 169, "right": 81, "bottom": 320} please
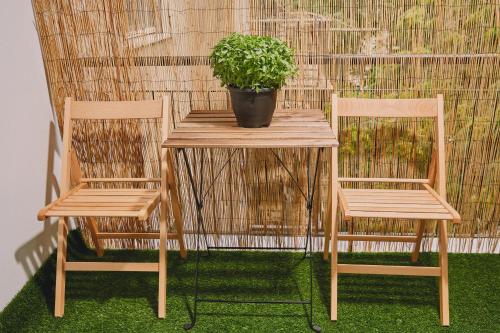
{"left": 162, "top": 109, "right": 338, "bottom": 332}
{"left": 166, "top": 109, "right": 337, "bottom": 148}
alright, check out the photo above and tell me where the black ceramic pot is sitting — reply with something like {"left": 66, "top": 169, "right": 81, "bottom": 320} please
{"left": 228, "top": 86, "right": 277, "bottom": 128}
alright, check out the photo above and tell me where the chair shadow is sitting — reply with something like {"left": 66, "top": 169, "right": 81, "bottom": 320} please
{"left": 14, "top": 121, "right": 60, "bottom": 279}
{"left": 314, "top": 252, "right": 441, "bottom": 315}
{"left": 33, "top": 230, "right": 162, "bottom": 313}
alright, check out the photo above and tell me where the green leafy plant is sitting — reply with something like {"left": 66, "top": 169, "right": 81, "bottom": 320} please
{"left": 210, "top": 33, "right": 298, "bottom": 92}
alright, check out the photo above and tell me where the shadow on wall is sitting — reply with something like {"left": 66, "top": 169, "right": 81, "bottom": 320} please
{"left": 14, "top": 121, "right": 65, "bottom": 278}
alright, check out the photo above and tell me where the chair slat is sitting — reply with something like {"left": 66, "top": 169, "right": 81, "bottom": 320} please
{"left": 337, "top": 98, "right": 437, "bottom": 117}
{"left": 71, "top": 100, "right": 162, "bottom": 119}
{"left": 65, "top": 262, "right": 159, "bottom": 272}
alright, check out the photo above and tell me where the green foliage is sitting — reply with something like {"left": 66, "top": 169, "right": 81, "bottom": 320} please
{"left": 209, "top": 33, "right": 298, "bottom": 91}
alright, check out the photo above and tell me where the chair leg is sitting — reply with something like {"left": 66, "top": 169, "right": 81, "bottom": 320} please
{"left": 347, "top": 222, "right": 354, "bottom": 252}
{"left": 330, "top": 146, "right": 339, "bottom": 321}
{"left": 323, "top": 162, "right": 332, "bottom": 261}
{"left": 331, "top": 214, "right": 339, "bottom": 321}
{"left": 438, "top": 220, "right": 450, "bottom": 326}
{"left": 411, "top": 220, "right": 425, "bottom": 262}
{"left": 87, "top": 217, "right": 104, "bottom": 257}
{"left": 54, "top": 217, "right": 68, "bottom": 317}
{"left": 158, "top": 212, "right": 167, "bottom": 319}
{"left": 170, "top": 187, "right": 187, "bottom": 259}
{"left": 167, "top": 149, "right": 187, "bottom": 259}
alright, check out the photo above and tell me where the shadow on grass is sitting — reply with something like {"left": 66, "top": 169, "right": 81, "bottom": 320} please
{"left": 32, "top": 230, "right": 443, "bottom": 329}
{"left": 36, "top": 231, "right": 317, "bottom": 327}
{"left": 175, "top": 250, "right": 315, "bottom": 327}
{"left": 314, "top": 252, "right": 441, "bottom": 314}
{"left": 34, "top": 231, "right": 162, "bottom": 314}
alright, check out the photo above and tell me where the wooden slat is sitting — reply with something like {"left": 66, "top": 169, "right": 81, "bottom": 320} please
{"left": 173, "top": 126, "right": 332, "bottom": 133}
{"left": 182, "top": 116, "right": 325, "bottom": 123}
{"left": 344, "top": 197, "right": 438, "bottom": 204}
{"left": 337, "top": 264, "right": 441, "bottom": 276}
{"left": 345, "top": 193, "right": 438, "bottom": 198}
{"left": 339, "top": 177, "right": 430, "bottom": 183}
{"left": 348, "top": 211, "right": 453, "bottom": 220}
{"left": 350, "top": 206, "right": 449, "bottom": 213}
{"left": 45, "top": 210, "right": 143, "bottom": 218}
{"left": 64, "top": 196, "right": 152, "bottom": 203}
{"left": 176, "top": 121, "right": 331, "bottom": 128}
{"left": 65, "top": 262, "right": 159, "bottom": 272}
{"left": 344, "top": 193, "right": 435, "bottom": 199}
{"left": 342, "top": 189, "right": 430, "bottom": 194}
{"left": 345, "top": 196, "right": 437, "bottom": 202}
{"left": 186, "top": 113, "right": 325, "bottom": 119}
{"left": 344, "top": 193, "right": 437, "bottom": 200}
{"left": 74, "top": 189, "right": 158, "bottom": 193}
{"left": 189, "top": 109, "right": 325, "bottom": 116}
{"left": 96, "top": 232, "right": 178, "bottom": 239}
{"left": 71, "top": 100, "right": 162, "bottom": 119}
{"left": 338, "top": 235, "right": 418, "bottom": 242}
{"left": 337, "top": 98, "right": 437, "bottom": 117}
{"left": 164, "top": 138, "right": 337, "bottom": 148}
{"left": 73, "top": 190, "right": 157, "bottom": 196}
{"left": 186, "top": 111, "right": 326, "bottom": 118}
{"left": 53, "top": 205, "right": 144, "bottom": 211}
{"left": 56, "top": 202, "right": 149, "bottom": 207}
{"left": 349, "top": 203, "right": 444, "bottom": 209}
{"left": 80, "top": 178, "right": 161, "bottom": 183}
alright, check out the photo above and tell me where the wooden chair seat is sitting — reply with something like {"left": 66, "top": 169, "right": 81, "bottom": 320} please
{"left": 38, "top": 184, "right": 160, "bottom": 221}
{"left": 340, "top": 188, "right": 459, "bottom": 221}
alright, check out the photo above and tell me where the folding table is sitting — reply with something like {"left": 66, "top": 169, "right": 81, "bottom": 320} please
{"left": 162, "top": 109, "right": 338, "bottom": 332}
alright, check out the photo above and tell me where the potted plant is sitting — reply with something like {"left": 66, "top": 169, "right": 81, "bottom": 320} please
{"left": 210, "top": 33, "right": 297, "bottom": 128}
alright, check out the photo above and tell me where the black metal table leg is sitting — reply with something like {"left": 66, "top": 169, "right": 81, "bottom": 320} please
{"left": 306, "top": 148, "right": 322, "bottom": 332}
{"left": 183, "top": 203, "right": 202, "bottom": 330}
{"left": 180, "top": 148, "right": 210, "bottom": 254}
{"left": 180, "top": 147, "right": 323, "bottom": 332}
{"left": 180, "top": 148, "right": 206, "bottom": 330}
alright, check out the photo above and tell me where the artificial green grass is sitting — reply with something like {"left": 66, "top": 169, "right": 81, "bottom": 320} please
{"left": 1, "top": 231, "right": 499, "bottom": 333}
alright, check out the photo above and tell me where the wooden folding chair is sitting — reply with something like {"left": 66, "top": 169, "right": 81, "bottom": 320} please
{"left": 37, "top": 96, "right": 186, "bottom": 318}
{"left": 324, "top": 94, "right": 460, "bottom": 326}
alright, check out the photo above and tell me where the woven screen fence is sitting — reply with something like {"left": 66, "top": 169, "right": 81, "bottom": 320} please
{"left": 32, "top": 0, "right": 499, "bottom": 253}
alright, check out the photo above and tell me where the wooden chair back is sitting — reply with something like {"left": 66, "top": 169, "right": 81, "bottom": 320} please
{"left": 59, "top": 96, "right": 171, "bottom": 193}
{"left": 332, "top": 94, "right": 447, "bottom": 196}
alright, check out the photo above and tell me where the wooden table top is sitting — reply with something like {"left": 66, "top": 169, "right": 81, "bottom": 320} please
{"left": 162, "top": 109, "right": 338, "bottom": 148}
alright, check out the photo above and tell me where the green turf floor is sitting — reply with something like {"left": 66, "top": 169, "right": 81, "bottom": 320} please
{"left": 1, "top": 231, "right": 499, "bottom": 333}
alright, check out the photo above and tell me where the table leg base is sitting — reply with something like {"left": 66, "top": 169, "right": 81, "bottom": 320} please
{"left": 183, "top": 322, "right": 195, "bottom": 330}
{"left": 311, "top": 324, "right": 321, "bottom": 332}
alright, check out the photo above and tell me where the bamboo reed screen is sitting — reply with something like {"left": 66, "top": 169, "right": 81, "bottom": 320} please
{"left": 32, "top": 0, "right": 499, "bottom": 253}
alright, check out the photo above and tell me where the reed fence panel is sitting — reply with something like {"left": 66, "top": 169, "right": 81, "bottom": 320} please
{"left": 32, "top": 0, "right": 499, "bottom": 253}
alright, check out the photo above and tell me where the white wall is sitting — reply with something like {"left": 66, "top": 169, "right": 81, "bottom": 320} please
{"left": 0, "top": 1, "right": 61, "bottom": 309}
